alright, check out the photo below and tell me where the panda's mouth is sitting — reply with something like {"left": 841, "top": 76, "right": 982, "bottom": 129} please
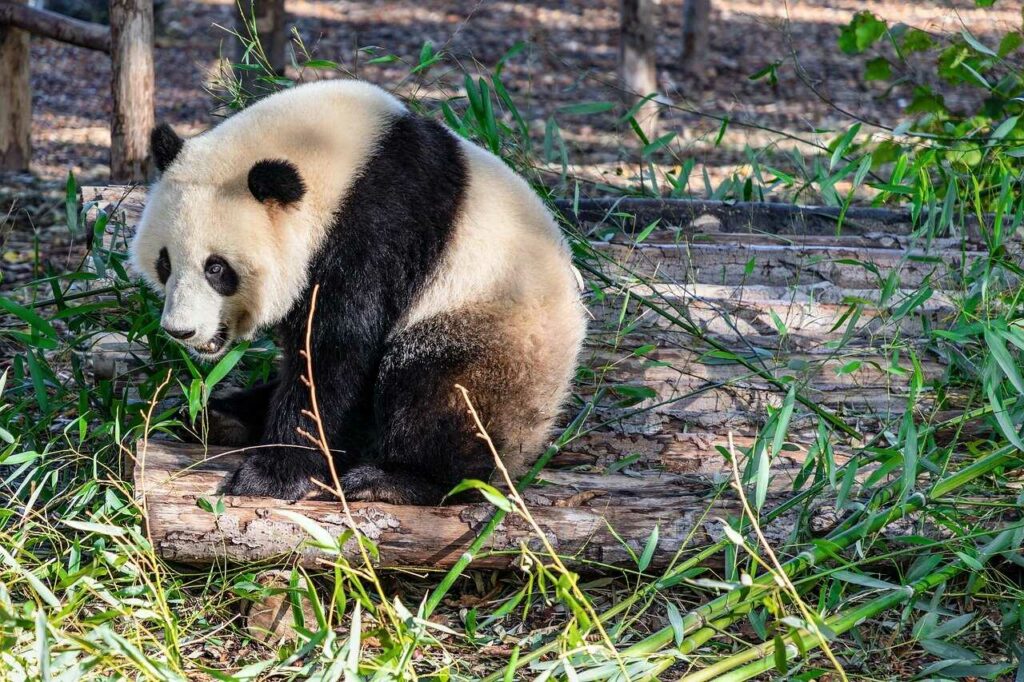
{"left": 195, "top": 325, "right": 229, "bottom": 356}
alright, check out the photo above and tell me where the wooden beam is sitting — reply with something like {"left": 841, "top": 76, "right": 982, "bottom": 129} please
{"left": 0, "top": 0, "right": 30, "bottom": 171}
{"left": 0, "top": 2, "right": 110, "bottom": 52}
{"left": 109, "top": 0, "right": 154, "bottom": 182}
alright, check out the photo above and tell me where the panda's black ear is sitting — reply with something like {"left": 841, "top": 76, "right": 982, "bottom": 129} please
{"left": 248, "top": 159, "right": 306, "bottom": 206}
{"left": 151, "top": 123, "right": 184, "bottom": 173}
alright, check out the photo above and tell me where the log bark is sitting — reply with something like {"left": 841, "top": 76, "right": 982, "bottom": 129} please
{"left": 0, "top": 0, "right": 30, "bottom": 171}
{"left": 0, "top": 2, "right": 110, "bottom": 52}
{"left": 680, "top": 0, "right": 710, "bottom": 76}
{"left": 109, "top": 0, "right": 154, "bottom": 182}
{"left": 619, "top": 0, "right": 659, "bottom": 140}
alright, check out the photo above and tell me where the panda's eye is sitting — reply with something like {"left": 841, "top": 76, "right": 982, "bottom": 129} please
{"left": 204, "top": 255, "right": 239, "bottom": 296}
{"left": 156, "top": 248, "right": 171, "bottom": 285}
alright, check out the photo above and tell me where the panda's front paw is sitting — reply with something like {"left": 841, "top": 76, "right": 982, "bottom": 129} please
{"left": 220, "top": 450, "right": 331, "bottom": 501}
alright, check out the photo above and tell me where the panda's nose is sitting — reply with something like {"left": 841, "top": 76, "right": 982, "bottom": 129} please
{"left": 163, "top": 325, "right": 196, "bottom": 340}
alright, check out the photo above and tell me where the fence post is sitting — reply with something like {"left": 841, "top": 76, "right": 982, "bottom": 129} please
{"left": 110, "top": 0, "right": 154, "bottom": 182}
{"left": 0, "top": 0, "right": 30, "bottom": 172}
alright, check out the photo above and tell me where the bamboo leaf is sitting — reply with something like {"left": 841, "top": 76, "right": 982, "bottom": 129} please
{"left": 204, "top": 342, "right": 250, "bottom": 398}
{"left": 985, "top": 328, "right": 1024, "bottom": 394}
{"left": 637, "top": 524, "right": 659, "bottom": 572}
{"left": 665, "top": 600, "right": 685, "bottom": 647}
{"left": 448, "top": 479, "right": 512, "bottom": 511}
{"left": 276, "top": 510, "right": 339, "bottom": 550}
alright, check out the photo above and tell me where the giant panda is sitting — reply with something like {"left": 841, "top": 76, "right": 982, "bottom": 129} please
{"left": 130, "top": 80, "right": 587, "bottom": 505}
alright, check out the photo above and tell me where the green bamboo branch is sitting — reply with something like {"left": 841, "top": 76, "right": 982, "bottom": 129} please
{"left": 688, "top": 529, "right": 1016, "bottom": 682}
{"left": 619, "top": 442, "right": 1016, "bottom": 660}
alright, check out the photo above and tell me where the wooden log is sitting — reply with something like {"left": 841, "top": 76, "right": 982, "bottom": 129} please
{"left": 82, "top": 187, "right": 990, "bottom": 250}
{"left": 109, "top": 0, "right": 154, "bottom": 182}
{"left": 0, "top": 0, "right": 30, "bottom": 171}
{"left": 619, "top": 0, "right": 659, "bottom": 140}
{"left": 588, "top": 282, "right": 954, "bottom": 349}
{"left": 136, "top": 442, "right": 835, "bottom": 569}
{"left": 0, "top": 2, "right": 110, "bottom": 52}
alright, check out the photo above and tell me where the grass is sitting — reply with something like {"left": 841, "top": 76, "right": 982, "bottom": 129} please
{"left": 2, "top": 9, "right": 1024, "bottom": 680}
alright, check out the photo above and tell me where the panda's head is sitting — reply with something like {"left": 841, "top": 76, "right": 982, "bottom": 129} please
{"left": 130, "top": 123, "right": 312, "bottom": 361}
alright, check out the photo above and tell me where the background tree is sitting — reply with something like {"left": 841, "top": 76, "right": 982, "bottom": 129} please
{"left": 235, "top": 0, "right": 287, "bottom": 97}
{"left": 681, "top": 0, "right": 710, "bottom": 76}
{"left": 619, "top": 0, "right": 659, "bottom": 139}
{"left": 0, "top": 0, "right": 30, "bottom": 171}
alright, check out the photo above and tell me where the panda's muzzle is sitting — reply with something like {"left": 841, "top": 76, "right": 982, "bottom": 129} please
{"left": 195, "top": 324, "right": 229, "bottom": 356}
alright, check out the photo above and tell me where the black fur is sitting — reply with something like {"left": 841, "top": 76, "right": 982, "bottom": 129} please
{"left": 205, "top": 255, "right": 240, "bottom": 296}
{"left": 151, "top": 123, "right": 184, "bottom": 173}
{"left": 206, "top": 381, "right": 278, "bottom": 444}
{"left": 247, "top": 159, "right": 307, "bottom": 205}
{"left": 222, "top": 114, "right": 471, "bottom": 502}
{"left": 156, "top": 247, "right": 171, "bottom": 285}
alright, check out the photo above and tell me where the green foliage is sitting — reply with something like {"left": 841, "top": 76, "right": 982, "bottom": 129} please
{"left": 833, "top": 8, "right": 1024, "bottom": 210}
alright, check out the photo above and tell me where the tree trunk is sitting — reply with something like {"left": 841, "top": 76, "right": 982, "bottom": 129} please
{"left": 109, "top": 0, "right": 154, "bottom": 182}
{"left": 235, "top": 0, "right": 287, "bottom": 97}
{"left": 681, "top": 0, "right": 710, "bottom": 76}
{"left": 619, "top": 0, "right": 659, "bottom": 141}
{"left": 0, "top": 0, "right": 31, "bottom": 172}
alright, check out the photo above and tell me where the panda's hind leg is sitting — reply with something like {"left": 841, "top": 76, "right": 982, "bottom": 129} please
{"left": 342, "top": 308, "right": 542, "bottom": 505}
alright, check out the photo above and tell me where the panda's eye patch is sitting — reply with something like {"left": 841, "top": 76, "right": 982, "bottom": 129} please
{"left": 156, "top": 248, "right": 171, "bottom": 285}
{"left": 204, "top": 255, "right": 239, "bottom": 296}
